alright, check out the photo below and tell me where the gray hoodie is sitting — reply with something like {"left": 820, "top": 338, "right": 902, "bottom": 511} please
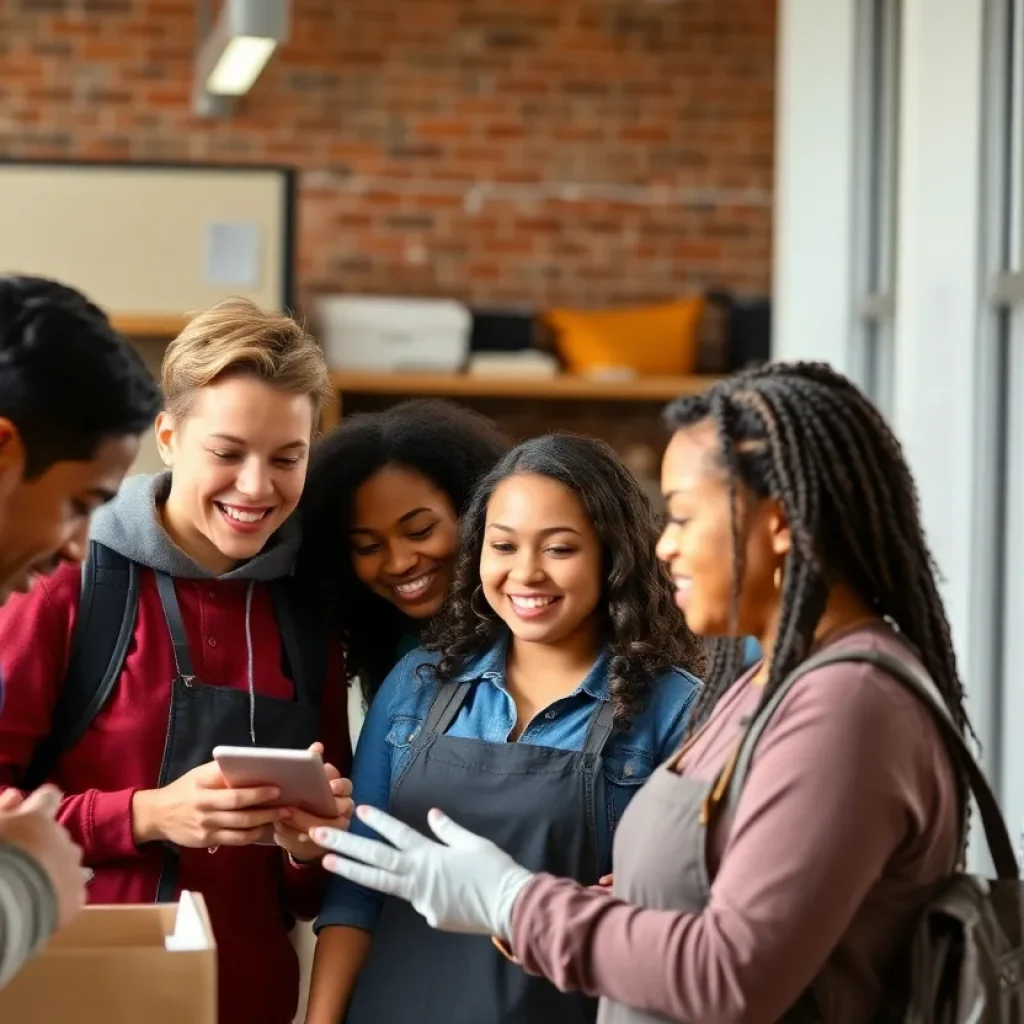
{"left": 89, "top": 471, "right": 301, "bottom": 582}
{"left": 89, "top": 471, "right": 303, "bottom": 746}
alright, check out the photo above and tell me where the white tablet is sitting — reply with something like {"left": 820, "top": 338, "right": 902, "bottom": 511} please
{"left": 212, "top": 746, "right": 336, "bottom": 818}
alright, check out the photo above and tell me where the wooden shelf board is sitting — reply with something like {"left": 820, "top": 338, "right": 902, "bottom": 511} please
{"left": 111, "top": 314, "right": 188, "bottom": 338}
{"left": 329, "top": 370, "right": 718, "bottom": 402}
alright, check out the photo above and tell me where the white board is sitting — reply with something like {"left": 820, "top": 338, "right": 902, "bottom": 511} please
{"left": 0, "top": 161, "right": 294, "bottom": 316}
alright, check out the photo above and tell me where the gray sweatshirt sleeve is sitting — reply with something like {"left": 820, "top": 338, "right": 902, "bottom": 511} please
{"left": 0, "top": 844, "right": 57, "bottom": 990}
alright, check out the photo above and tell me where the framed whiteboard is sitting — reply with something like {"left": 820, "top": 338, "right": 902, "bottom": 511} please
{"left": 0, "top": 160, "right": 296, "bottom": 316}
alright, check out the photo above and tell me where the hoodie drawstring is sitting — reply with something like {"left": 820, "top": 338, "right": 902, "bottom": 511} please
{"left": 244, "top": 581, "right": 256, "bottom": 745}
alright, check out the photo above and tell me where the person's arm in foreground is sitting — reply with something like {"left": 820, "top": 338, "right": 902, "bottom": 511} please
{"left": 0, "top": 787, "right": 87, "bottom": 990}
{"left": 304, "top": 663, "right": 401, "bottom": 1024}
{"left": 314, "top": 667, "right": 931, "bottom": 1024}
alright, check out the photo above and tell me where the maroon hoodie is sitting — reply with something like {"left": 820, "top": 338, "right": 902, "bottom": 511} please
{"left": 0, "top": 473, "right": 351, "bottom": 1024}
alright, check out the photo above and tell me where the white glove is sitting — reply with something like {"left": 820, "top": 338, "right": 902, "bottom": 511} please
{"left": 313, "top": 806, "right": 536, "bottom": 940}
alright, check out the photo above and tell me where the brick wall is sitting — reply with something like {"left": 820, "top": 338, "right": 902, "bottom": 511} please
{"left": 0, "top": 0, "right": 775, "bottom": 313}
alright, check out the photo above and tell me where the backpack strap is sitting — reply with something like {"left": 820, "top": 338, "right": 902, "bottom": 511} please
{"left": 269, "top": 575, "right": 327, "bottom": 711}
{"left": 723, "top": 647, "right": 1019, "bottom": 881}
{"left": 22, "top": 541, "right": 139, "bottom": 790}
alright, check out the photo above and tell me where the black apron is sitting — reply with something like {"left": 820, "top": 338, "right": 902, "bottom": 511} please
{"left": 347, "top": 678, "right": 617, "bottom": 1024}
{"left": 152, "top": 571, "right": 321, "bottom": 901}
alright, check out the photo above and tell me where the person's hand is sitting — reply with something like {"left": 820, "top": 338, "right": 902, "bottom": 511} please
{"left": 0, "top": 785, "right": 84, "bottom": 928}
{"left": 314, "top": 805, "right": 535, "bottom": 940}
{"left": 0, "top": 789, "right": 24, "bottom": 813}
{"left": 131, "top": 761, "right": 283, "bottom": 848}
{"left": 273, "top": 743, "right": 354, "bottom": 863}
{"left": 590, "top": 873, "right": 613, "bottom": 892}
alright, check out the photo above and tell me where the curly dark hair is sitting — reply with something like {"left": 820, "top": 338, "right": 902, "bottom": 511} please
{"left": 297, "top": 399, "right": 509, "bottom": 700}
{"left": 425, "top": 433, "right": 707, "bottom": 724}
{"left": 662, "top": 361, "right": 970, "bottom": 742}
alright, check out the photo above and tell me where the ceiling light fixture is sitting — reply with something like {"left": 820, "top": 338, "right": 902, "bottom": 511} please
{"left": 193, "top": 0, "right": 290, "bottom": 117}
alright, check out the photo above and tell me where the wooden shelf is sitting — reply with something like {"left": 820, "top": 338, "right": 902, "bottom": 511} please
{"left": 328, "top": 370, "right": 717, "bottom": 402}
{"left": 111, "top": 314, "right": 187, "bottom": 338}
{"left": 320, "top": 370, "right": 719, "bottom": 433}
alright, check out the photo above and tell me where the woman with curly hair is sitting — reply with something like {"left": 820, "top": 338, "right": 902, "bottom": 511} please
{"left": 297, "top": 398, "right": 510, "bottom": 703}
{"left": 305, "top": 433, "right": 705, "bottom": 1024}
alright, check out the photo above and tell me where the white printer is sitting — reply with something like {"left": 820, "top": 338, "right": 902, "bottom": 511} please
{"left": 315, "top": 295, "right": 470, "bottom": 373}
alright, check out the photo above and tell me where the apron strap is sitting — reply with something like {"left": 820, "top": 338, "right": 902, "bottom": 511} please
{"left": 423, "top": 679, "right": 471, "bottom": 739}
{"left": 581, "top": 699, "right": 616, "bottom": 757}
{"left": 154, "top": 572, "right": 195, "bottom": 681}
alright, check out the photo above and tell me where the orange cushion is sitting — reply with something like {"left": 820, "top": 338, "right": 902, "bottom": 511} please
{"left": 545, "top": 297, "right": 704, "bottom": 377}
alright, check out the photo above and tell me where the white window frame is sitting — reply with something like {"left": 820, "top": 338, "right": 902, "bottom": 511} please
{"left": 851, "top": 0, "right": 901, "bottom": 414}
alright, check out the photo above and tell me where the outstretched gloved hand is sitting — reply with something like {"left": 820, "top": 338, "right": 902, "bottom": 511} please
{"left": 314, "top": 805, "right": 536, "bottom": 941}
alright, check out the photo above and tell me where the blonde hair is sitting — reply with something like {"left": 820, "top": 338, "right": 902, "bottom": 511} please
{"left": 161, "top": 298, "right": 332, "bottom": 426}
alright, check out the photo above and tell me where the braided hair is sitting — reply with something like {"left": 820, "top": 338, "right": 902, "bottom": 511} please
{"left": 663, "top": 361, "right": 970, "bottom": 740}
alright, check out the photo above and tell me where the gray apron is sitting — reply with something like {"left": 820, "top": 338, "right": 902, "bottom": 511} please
{"left": 347, "top": 677, "right": 617, "bottom": 1024}
{"left": 598, "top": 761, "right": 716, "bottom": 1024}
{"left": 597, "top": 653, "right": 855, "bottom": 1024}
{"left": 151, "top": 572, "right": 321, "bottom": 901}
{"left": 601, "top": 760, "right": 821, "bottom": 1023}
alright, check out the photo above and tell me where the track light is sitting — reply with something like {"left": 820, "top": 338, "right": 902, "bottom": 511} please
{"left": 194, "top": 0, "right": 289, "bottom": 116}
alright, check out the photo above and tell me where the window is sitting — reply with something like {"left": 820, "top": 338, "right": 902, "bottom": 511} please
{"left": 975, "top": 0, "right": 1024, "bottom": 844}
{"left": 852, "top": 0, "right": 901, "bottom": 413}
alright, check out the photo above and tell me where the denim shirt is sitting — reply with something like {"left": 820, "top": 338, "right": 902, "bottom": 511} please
{"left": 743, "top": 636, "right": 762, "bottom": 670}
{"left": 316, "top": 638, "right": 702, "bottom": 935}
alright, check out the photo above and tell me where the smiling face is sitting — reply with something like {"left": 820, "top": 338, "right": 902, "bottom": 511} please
{"left": 479, "top": 472, "right": 602, "bottom": 649}
{"left": 349, "top": 464, "right": 459, "bottom": 619}
{"left": 0, "top": 427, "right": 138, "bottom": 604}
{"left": 655, "top": 421, "right": 790, "bottom": 639}
{"left": 156, "top": 375, "right": 314, "bottom": 575}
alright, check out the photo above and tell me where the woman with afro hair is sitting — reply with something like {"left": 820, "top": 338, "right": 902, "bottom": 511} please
{"left": 297, "top": 398, "right": 510, "bottom": 704}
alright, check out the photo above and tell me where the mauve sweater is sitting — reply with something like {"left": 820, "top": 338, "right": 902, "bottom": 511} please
{"left": 510, "top": 625, "right": 961, "bottom": 1024}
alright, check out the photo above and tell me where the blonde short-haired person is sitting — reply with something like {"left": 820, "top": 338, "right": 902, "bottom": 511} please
{"left": 313, "top": 363, "right": 965, "bottom": 1024}
{"left": 0, "top": 300, "right": 353, "bottom": 1024}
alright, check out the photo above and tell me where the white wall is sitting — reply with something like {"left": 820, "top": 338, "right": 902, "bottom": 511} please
{"left": 772, "top": 0, "right": 860, "bottom": 371}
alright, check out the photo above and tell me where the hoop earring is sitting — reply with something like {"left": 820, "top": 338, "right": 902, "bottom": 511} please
{"left": 773, "top": 565, "right": 784, "bottom": 590}
{"left": 469, "top": 585, "right": 490, "bottom": 621}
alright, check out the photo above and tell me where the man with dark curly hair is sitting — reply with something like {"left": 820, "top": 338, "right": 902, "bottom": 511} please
{"left": 0, "top": 275, "right": 160, "bottom": 990}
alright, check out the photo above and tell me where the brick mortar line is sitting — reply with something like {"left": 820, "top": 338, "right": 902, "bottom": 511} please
{"left": 302, "top": 173, "right": 773, "bottom": 208}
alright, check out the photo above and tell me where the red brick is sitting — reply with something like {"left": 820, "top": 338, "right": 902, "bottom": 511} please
{"left": 415, "top": 193, "right": 465, "bottom": 209}
{"left": 143, "top": 86, "right": 190, "bottom": 106}
{"left": 0, "top": 0, "right": 775, "bottom": 309}
{"left": 417, "top": 119, "right": 474, "bottom": 140}
{"left": 82, "top": 41, "right": 131, "bottom": 60}
{"left": 49, "top": 17, "right": 104, "bottom": 35}
{"left": 1, "top": 64, "right": 46, "bottom": 84}
{"left": 484, "top": 123, "right": 529, "bottom": 140}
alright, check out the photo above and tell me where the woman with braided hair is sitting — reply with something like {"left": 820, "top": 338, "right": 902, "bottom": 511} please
{"left": 312, "top": 361, "right": 965, "bottom": 1024}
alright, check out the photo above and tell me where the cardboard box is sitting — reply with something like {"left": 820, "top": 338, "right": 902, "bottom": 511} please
{"left": 0, "top": 891, "right": 216, "bottom": 1022}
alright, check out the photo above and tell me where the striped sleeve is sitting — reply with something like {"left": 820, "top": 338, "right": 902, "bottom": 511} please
{"left": 0, "top": 844, "right": 57, "bottom": 990}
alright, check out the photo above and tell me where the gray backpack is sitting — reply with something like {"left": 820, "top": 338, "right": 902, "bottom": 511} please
{"left": 726, "top": 647, "right": 1024, "bottom": 1023}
